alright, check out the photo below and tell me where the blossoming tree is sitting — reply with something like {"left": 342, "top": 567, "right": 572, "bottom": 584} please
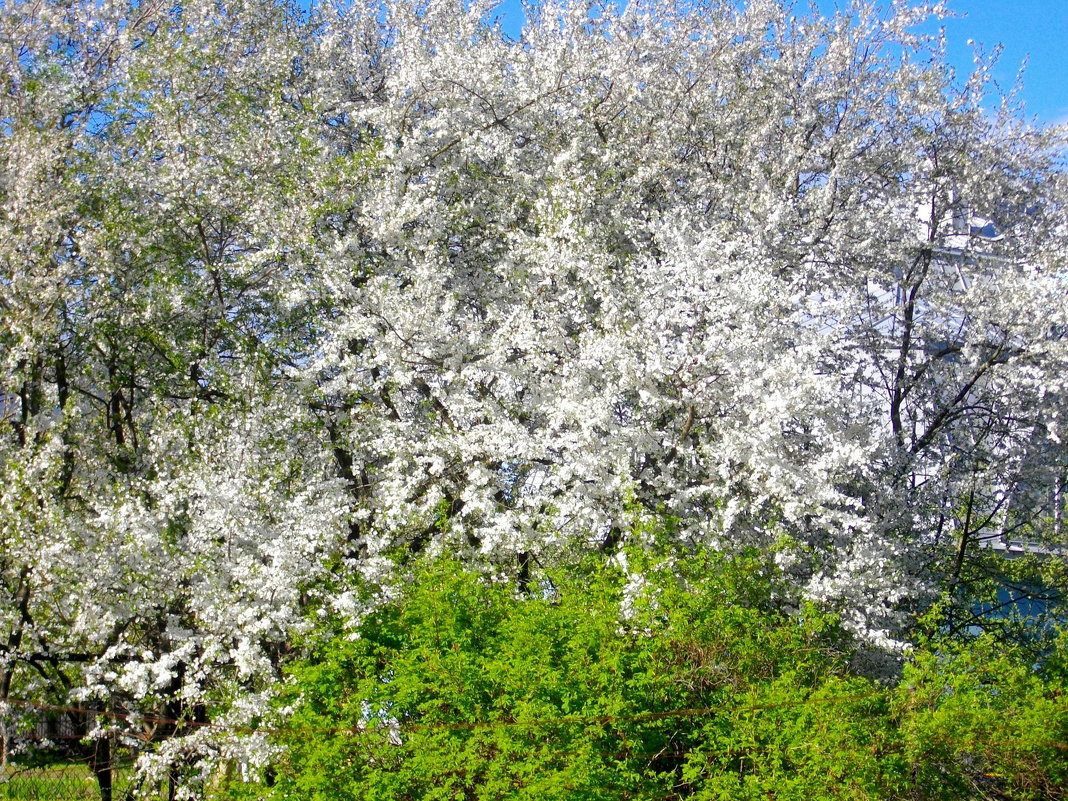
{"left": 1, "top": 0, "right": 1065, "bottom": 792}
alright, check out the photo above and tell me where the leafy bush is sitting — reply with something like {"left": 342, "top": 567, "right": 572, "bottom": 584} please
{"left": 243, "top": 551, "right": 1067, "bottom": 800}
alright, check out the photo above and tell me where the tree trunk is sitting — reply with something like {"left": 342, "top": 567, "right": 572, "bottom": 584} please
{"left": 91, "top": 724, "right": 113, "bottom": 801}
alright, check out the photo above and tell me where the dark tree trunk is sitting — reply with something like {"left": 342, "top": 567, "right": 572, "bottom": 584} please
{"left": 91, "top": 724, "right": 113, "bottom": 801}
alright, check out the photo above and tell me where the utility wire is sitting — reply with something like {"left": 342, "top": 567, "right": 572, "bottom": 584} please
{"left": 5, "top": 690, "right": 1066, "bottom": 751}
{"left": 1, "top": 692, "right": 887, "bottom": 737}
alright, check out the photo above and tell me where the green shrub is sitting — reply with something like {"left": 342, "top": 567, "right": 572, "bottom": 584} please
{"left": 243, "top": 550, "right": 1067, "bottom": 800}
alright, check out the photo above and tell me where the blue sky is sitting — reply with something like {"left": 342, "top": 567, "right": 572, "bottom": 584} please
{"left": 916, "top": 0, "right": 1068, "bottom": 126}
{"left": 490, "top": 0, "right": 1068, "bottom": 127}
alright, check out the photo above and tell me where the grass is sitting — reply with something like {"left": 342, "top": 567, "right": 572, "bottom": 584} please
{"left": 1, "top": 763, "right": 97, "bottom": 800}
{"left": 0, "top": 762, "right": 139, "bottom": 801}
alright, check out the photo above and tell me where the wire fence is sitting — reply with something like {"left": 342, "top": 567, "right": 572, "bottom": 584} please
{"left": 2, "top": 693, "right": 1066, "bottom": 801}
{"left": 0, "top": 700, "right": 217, "bottom": 801}
{"left": 1, "top": 766, "right": 97, "bottom": 801}
{"left": 1, "top": 754, "right": 142, "bottom": 801}
{"left": 0, "top": 751, "right": 229, "bottom": 801}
